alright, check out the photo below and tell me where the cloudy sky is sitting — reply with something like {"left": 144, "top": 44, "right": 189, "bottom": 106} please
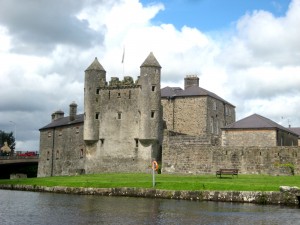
{"left": 0, "top": 0, "right": 299, "bottom": 151}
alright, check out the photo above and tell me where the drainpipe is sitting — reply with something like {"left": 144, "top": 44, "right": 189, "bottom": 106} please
{"left": 51, "top": 128, "right": 55, "bottom": 176}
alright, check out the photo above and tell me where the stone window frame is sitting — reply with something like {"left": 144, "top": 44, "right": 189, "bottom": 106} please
{"left": 213, "top": 100, "right": 217, "bottom": 111}
{"left": 134, "top": 138, "right": 139, "bottom": 148}
{"left": 80, "top": 149, "right": 84, "bottom": 158}
{"left": 117, "top": 112, "right": 122, "bottom": 120}
{"left": 151, "top": 110, "right": 155, "bottom": 118}
{"left": 56, "top": 150, "right": 60, "bottom": 160}
{"left": 95, "top": 112, "right": 100, "bottom": 120}
{"left": 152, "top": 85, "right": 156, "bottom": 92}
{"left": 210, "top": 117, "right": 214, "bottom": 134}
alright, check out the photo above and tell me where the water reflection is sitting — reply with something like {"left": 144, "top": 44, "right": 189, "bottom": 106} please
{"left": 0, "top": 190, "right": 299, "bottom": 225}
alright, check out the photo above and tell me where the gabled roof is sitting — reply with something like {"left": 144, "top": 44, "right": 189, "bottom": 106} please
{"left": 140, "top": 52, "right": 161, "bottom": 68}
{"left": 223, "top": 113, "right": 299, "bottom": 136}
{"left": 161, "top": 86, "right": 235, "bottom": 106}
{"left": 39, "top": 114, "right": 84, "bottom": 131}
{"left": 85, "top": 57, "right": 106, "bottom": 71}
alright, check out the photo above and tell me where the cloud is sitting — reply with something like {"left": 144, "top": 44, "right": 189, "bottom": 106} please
{"left": 0, "top": 0, "right": 103, "bottom": 55}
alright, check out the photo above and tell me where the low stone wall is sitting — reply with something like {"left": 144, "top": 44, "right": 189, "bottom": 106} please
{"left": 163, "top": 135, "right": 300, "bottom": 175}
{"left": 0, "top": 184, "right": 299, "bottom": 206}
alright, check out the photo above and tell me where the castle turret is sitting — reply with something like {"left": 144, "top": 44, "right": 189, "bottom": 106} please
{"left": 69, "top": 101, "right": 77, "bottom": 121}
{"left": 138, "top": 52, "right": 162, "bottom": 141}
{"left": 84, "top": 57, "right": 106, "bottom": 143}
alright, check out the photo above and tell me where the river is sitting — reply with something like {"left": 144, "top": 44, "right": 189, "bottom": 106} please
{"left": 0, "top": 189, "right": 299, "bottom": 225}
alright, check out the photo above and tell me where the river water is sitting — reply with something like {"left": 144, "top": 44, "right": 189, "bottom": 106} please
{"left": 0, "top": 190, "right": 299, "bottom": 225}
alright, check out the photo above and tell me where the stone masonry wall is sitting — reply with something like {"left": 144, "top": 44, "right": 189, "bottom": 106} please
{"left": 222, "top": 129, "right": 277, "bottom": 147}
{"left": 162, "top": 134, "right": 300, "bottom": 175}
{"left": 222, "top": 129, "right": 299, "bottom": 147}
{"left": 161, "top": 97, "right": 207, "bottom": 135}
{"left": 38, "top": 124, "right": 85, "bottom": 177}
{"left": 161, "top": 96, "right": 235, "bottom": 145}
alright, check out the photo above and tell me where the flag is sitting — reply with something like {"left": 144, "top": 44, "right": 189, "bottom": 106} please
{"left": 121, "top": 47, "right": 125, "bottom": 63}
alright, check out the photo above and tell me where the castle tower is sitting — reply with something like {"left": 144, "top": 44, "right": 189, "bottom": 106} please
{"left": 138, "top": 52, "right": 162, "bottom": 142}
{"left": 84, "top": 57, "right": 106, "bottom": 143}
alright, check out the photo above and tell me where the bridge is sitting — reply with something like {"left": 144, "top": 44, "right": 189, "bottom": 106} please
{"left": 0, "top": 156, "right": 39, "bottom": 165}
{"left": 0, "top": 156, "right": 39, "bottom": 179}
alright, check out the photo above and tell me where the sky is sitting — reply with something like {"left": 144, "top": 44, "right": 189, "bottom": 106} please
{"left": 0, "top": 0, "right": 299, "bottom": 151}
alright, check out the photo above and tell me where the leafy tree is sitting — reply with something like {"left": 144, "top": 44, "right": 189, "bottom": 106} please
{"left": 0, "top": 130, "right": 15, "bottom": 155}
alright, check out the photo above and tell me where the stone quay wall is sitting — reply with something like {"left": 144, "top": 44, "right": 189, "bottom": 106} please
{"left": 0, "top": 184, "right": 299, "bottom": 206}
{"left": 162, "top": 135, "right": 300, "bottom": 175}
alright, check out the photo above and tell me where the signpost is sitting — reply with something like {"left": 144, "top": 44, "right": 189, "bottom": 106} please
{"left": 152, "top": 160, "right": 158, "bottom": 187}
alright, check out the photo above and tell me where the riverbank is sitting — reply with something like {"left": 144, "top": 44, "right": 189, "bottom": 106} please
{"left": 1, "top": 184, "right": 299, "bottom": 205}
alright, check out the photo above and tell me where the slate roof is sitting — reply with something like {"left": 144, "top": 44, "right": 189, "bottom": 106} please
{"left": 161, "top": 86, "right": 235, "bottom": 106}
{"left": 289, "top": 127, "right": 300, "bottom": 137}
{"left": 39, "top": 114, "right": 84, "bottom": 131}
{"left": 140, "top": 52, "right": 161, "bottom": 68}
{"left": 223, "top": 114, "right": 299, "bottom": 136}
{"left": 85, "top": 57, "right": 106, "bottom": 71}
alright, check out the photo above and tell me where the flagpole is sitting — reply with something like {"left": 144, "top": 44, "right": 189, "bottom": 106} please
{"left": 122, "top": 46, "right": 125, "bottom": 76}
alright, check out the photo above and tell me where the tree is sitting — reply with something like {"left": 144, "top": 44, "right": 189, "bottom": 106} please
{"left": 0, "top": 130, "right": 15, "bottom": 155}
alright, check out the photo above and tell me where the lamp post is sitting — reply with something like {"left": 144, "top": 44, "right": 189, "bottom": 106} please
{"left": 9, "top": 121, "right": 16, "bottom": 155}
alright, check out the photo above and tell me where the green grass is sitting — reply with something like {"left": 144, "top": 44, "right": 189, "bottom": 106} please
{"left": 0, "top": 173, "right": 299, "bottom": 192}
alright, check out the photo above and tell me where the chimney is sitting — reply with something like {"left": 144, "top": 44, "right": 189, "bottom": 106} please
{"left": 52, "top": 110, "right": 64, "bottom": 121}
{"left": 51, "top": 112, "right": 55, "bottom": 122}
{"left": 69, "top": 101, "right": 77, "bottom": 121}
{"left": 184, "top": 75, "right": 199, "bottom": 90}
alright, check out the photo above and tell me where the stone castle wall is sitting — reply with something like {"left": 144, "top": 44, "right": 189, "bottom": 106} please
{"left": 222, "top": 129, "right": 277, "bottom": 147}
{"left": 222, "top": 129, "right": 299, "bottom": 147}
{"left": 162, "top": 134, "right": 300, "bottom": 175}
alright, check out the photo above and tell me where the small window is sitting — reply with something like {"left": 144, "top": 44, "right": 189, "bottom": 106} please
{"left": 151, "top": 111, "right": 155, "bottom": 118}
{"left": 135, "top": 139, "right": 139, "bottom": 148}
{"left": 56, "top": 150, "right": 59, "bottom": 159}
{"left": 213, "top": 101, "right": 217, "bottom": 111}
{"left": 95, "top": 112, "right": 99, "bottom": 120}
{"left": 210, "top": 117, "right": 214, "bottom": 134}
{"left": 100, "top": 139, "right": 104, "bottom": 145}
{"left": 118, "top": 112, "right": 122, "bottom": 119}
{"left": 152, "top": 86, "right": 156, "bottom": 91}
{"left": 96, "top": 88, "right": 100, "bottom": 94}
{"left": 117, "top": 92, "right": 121, "bottom": 98}
{"left": 108, "top": 91, "right": 111, "bottom": 99}
{"left": 80, "top": 149, "right": 84, "bottom": 158}
{"left": 47, "top": 151, "right": 50, "bottom": 160}
{"left": 48, "top": 131, "right": 52, "bottom": 138}
{"left": 76, "top": 127, "right": 79, "bottom": 134}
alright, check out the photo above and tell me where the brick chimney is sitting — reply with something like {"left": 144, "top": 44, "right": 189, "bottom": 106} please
{"left": 184, "top": 75, "right": 199, "bottom": 90}
{"left": 52, "top": 110, "right": 64, "bottom": 122}
{"left": 69, "top": 101, "right": 77, "bottom": 121}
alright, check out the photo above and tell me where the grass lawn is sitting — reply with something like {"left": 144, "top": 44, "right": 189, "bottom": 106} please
{"left": 0, "top": 173, "right": 299, "bottom": 192}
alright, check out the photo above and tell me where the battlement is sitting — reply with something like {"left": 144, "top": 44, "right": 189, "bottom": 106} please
{"left": 97, "top": 76, "right": 141, "bottom": 90}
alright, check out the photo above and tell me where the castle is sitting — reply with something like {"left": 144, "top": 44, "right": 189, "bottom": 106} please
{"left": 38, "top": 52, "right": 300, "bottom": 176}
{"left": 37, "top": 52, "right": 236, "bottom": 177}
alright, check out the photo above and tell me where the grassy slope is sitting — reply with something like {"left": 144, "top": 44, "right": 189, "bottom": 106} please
{"left": 0, "top": 174, "right": 299, "bottom": 192}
